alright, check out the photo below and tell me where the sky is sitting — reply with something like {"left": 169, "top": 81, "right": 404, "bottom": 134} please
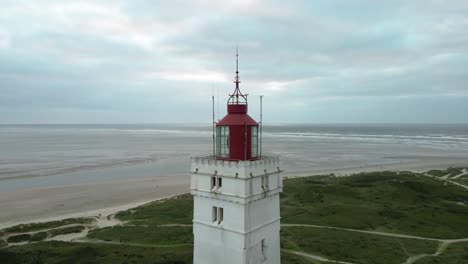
{"left": 0, "top": 0, "right": 467, "bottom": 124}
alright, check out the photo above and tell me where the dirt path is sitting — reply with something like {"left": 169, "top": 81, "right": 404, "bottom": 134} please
{"left": 95, "top": 213, "right": 125, "bottom": 228}
{"left": 403, "top": 241, "right": 451, "bottom": 264}
{"left": 451, "top": 169, "right": 468, "bottom": 179}
{"left": 282, "top": 224, "right": 443, "bottom": 241}
{"left": 283, "top": 249, "right": 356, "bottom": 264}
{"left": 76, "top": 238, "right": 192, "bottom": 248}
{"left": 158, "top": 224, "right": 192, "bottom": 227}
{"left": 423, "top": 173, "right": 468, "bottom": 190}
{"left": 283, "top": 224, "right": 468, "bottom": 264}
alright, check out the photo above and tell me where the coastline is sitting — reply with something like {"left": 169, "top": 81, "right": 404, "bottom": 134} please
{"left": 1, "top": 155, "right": 467, "bottom": 231}
{"left": 283, "top": 155, "right": 468, "bottom": 177}
{"left": 0, "top": 175, "right": 189, "bottom": 230}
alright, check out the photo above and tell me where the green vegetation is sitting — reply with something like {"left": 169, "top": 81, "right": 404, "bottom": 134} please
{"left": 453, "top": 177, "right": 468, "bottom": 186}
{"left": 281, "top": 251, "right": 317, "bottom": 264}
{"left": 2, "top": 170, "right": 468, "bottom": 263}
{"left": 30, "top": 232, "right": 48, "bottom": 242}
{"left": 1, "top": 218, "right": 92, "bottom": 234}
{"left": 0, "top": 241, "right": 193, "bottom": 264}
{"left": 426, "top": 168, "right": 463, "bottom": 178}
{"left": 88, "top": 226, "right": 192, "bottom": 245}
{"left": 48, "top": 225, "right": 86, "bottom": 238}
{"left": 0, "top": 239, "right": 7, "bottom": 248}
{"left": 418, "top": 241, "right": 468, "bottom": 264}
{"left": 87, "top": 194, "right": 193, "bottom": 246}
{"left": 7, "top": 234, "right": 31, "bottom": 243}
{"left": 115, "top": 194, "right": 193, "bottom": 225}
{"left": 281, "top": 226, "right": 439, "bottom": 264}
{"left": 281, "top": 171, "right": 468, "bottom": 239}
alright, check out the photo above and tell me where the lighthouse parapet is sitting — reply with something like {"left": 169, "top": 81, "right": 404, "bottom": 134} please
{"left": 191, "top": 155, "right": 281, "bottom": 178}
{"left": 190, "top": 155, "right": 283, "bottom": 202}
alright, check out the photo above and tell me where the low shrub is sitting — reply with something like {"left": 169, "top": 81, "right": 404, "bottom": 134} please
{"left": 48, "top": 225, "right": 85, "bottom": 238}
{"left": 30, "top": 232, "right": 48, "bottom": 242}
{"left": 7, "top": 234, "right": 31, "bottom": 243}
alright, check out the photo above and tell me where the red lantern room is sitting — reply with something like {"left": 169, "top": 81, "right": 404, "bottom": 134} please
{"left": 216, "top": 51, "right": 259, "bottom": 161}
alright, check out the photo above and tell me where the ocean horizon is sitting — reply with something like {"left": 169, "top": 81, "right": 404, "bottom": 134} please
{"left": 1, "top": 123, "right": 468, "bottom": 192}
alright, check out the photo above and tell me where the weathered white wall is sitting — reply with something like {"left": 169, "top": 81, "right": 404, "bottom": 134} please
{"left": 191, "top": 156, "right": 283, "bottom": 264}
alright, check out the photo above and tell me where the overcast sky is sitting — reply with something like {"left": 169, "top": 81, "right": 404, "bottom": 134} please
{"left": 1, "top": 0, "right": 467, "bottom": 124}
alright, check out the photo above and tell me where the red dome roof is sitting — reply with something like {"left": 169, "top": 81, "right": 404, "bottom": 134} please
{"left": 217, "top": 113, "right": 258, "bottom": 126}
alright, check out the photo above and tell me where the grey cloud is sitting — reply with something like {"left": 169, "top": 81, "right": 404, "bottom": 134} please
{"left": 0, "top": 0, "right": 467, "bottom": 123}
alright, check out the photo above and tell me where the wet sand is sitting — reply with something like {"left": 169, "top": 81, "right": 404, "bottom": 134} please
{"left": 0, "top": 175, "right": 189, "bottom": 230}
{"left": 1, "top": 155, "right": 467, "bottom": 230}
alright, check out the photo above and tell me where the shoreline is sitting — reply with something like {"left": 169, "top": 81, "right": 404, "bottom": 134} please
{"left": 283, "top": 155, "right": 468, "bottom": 178}
{"left": 1, "top": 156, "right": 467, "bottom": 231}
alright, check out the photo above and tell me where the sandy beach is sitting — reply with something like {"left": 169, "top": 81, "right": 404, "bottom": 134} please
{"left": 0, "top": 175, "right": 189, "bottom": 230}
{"left": 1, "top": 155, "right": 467, "bottom": 231}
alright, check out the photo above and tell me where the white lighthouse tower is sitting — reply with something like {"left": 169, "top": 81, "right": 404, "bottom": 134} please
{"left": 190, "top": 51, "right": 283, "bottom": 264}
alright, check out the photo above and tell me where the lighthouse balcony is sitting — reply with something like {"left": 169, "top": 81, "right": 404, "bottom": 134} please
{"left": 190, "top": 155, "right": 281, "bottom": 179}
{"left": 190, "top": 155, "right": 283, "bottom": 202}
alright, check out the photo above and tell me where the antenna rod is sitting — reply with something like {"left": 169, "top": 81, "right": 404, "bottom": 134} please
{"left": 260, "top": 95, "right": 263, "bottom": 158}
{"left": 244, "top": 121, "right": 247, "bottom": 160}
{"left": 212, "top": 95, "right": 216, "bottom": 159}
{"left": 217, "top": 87, "right": 220, "bottom": 121}
{"left": 236, "top": 47, "right": 239, "bottom": 75}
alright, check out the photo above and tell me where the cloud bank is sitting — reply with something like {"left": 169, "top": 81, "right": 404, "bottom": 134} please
{"left": 1, "top": 0, "right": 467, "bottom": 123}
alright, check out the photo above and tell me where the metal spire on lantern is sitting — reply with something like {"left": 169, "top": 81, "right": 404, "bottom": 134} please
{"left": 229, "top": 47, "right": 247, "bottom": 105}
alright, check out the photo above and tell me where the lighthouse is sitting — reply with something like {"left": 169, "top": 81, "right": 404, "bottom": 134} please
{"left": 190, "top": 51, "right": 283, "bottom": 264}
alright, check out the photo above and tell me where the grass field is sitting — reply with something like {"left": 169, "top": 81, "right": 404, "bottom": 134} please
{"left": 417, "top": 241, "right": 468, "bottom": 264}
{"left": 281, "top": 171, "right": 468, "bottom": 239}
{"left": 30, "top": 232, "right": 48, "bottom": 242}
{"left": 281, "top": 251, "right": 317, "bottom": 264}
{"left": 426, "top": 168, "right": 463, "bottom": 178}
{"left": 7, "top": 234, "right": 31, "bottom": 243}
{"left": 453, "top": 177, "right": 468, "bottom": 186}
{"left": 48, "top": 225, "right": 86, "bottom": 238}
{"left": 0, "top": 241, "right": 193, "bottom": 264}
{"left": 1, "top": 169, "right": 467, "bottom": 263}
{"left": 0, "top": 218, "right": 93, "bottom": 235}
{"left": 115, "top": 194, "right": 193, "bottom": 225}
{"left": 87, "top": 226, "right": 193, "bottom": 245}
{"left": 281, "top": 226, "right": 439, "bottom": 264}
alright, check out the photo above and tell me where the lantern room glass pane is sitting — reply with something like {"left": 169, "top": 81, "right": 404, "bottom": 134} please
{"left": 251, "top": 126, "right": 258, "bottom": 158}
{"left": 216, "top": 126, "right": 229, "bottom": 157}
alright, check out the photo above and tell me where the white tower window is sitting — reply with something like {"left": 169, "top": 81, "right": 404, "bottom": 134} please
{"left": 212, "top": 206, "right": 218, "bottom": 222}
{"left": 211, "top": 176, "right": 216, "bottom": 189}
{"left": 211, "top": 177, "right": 223, "bottom": 192}
{"left": 212, "top": 207, "right": 224, "bottom": 225}
{"left": 261, "top": 175, "right": 269, "bottom": 190}
{"left": 261, "top": 239, "right": 267, "bottom": 260}
{"left": 218, "top": 207, "right": 224, "bottom": 224}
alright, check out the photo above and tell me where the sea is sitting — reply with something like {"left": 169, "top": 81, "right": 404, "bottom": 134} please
{"left": 1, "top": 124, "right": 468, "bottom": 192}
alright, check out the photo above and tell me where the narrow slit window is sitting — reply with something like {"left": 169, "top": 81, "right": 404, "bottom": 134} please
{"left": 218, "top": 207, "right": 224, "bottom": 224}
{"left": 211, "top": 176, "right": 216, "bottom": 189}
{"left": 261, "top": 239, "right": 267, "bottom": 258}
{"left": 212, "top": 206, "right": 218, "bottom": 222}
{"left": 218, "top": 177, "right": 222, "bottom": 188}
